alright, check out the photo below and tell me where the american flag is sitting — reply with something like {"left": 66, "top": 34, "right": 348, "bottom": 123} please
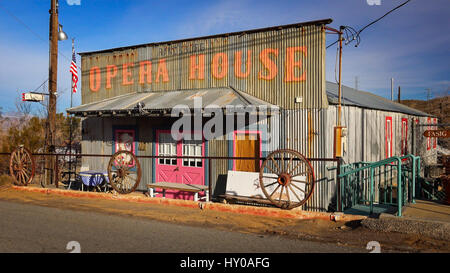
{"left": 70, "top": 44, "right": 78, "bottom": 93}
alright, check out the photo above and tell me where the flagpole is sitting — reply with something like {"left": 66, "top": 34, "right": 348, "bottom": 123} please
{"left": 71, "top": 38, "right": 74, "bottom": 109}
{"left": 68, "top": 38, "right": 74, "bottom": 188}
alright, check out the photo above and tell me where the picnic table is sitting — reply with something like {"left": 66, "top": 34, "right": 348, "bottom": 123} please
{"left": 78, "top": 170, "right": 109, "bottom": 191}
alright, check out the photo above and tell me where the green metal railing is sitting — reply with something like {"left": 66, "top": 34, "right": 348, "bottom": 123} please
{"left": 338, "top": 154, "right": 420, "bottom": 216}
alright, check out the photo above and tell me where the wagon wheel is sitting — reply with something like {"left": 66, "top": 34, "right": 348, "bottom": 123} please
{"left": 107, "top": 150, "right": 141, "bottom": 194}
{"left": 9, "top": 146, "right": 36, "bottom": 186}
{"left": 259, "top": 149, "right": 315, "bottom": 209}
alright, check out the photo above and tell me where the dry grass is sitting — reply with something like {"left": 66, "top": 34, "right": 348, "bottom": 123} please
{"left": 0, "top": 174, "right": 14, "bottom": 187}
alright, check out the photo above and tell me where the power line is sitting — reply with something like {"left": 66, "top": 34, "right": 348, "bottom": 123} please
{"left": 0, "top": 3, "right": 72, "bottom": 63}
{"left": 32, "top": 79, "right": 49, "bottom": 93}
{"left": 326, "top": 39, "right": 339, "bottom": 49}
{"left": 357, "top": 0, "right": 412, "bottom": 37}
{"left": 0, "top": 4, "right": 47, "bottom": 44}
{"left": 326, "top": 0, "right": 412, "bottom": 49}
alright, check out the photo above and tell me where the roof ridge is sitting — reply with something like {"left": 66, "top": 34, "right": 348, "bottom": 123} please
{"left": 325, "top": 81, "right": 432, "bottom": 117}
{"left": 79, "top": 19, "right": 332, "bottom": 56}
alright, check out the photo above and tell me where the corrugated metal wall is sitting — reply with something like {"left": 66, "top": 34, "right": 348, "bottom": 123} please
{"left": 81, "top": 25, "right": 328, "bottom": 109}
{"left": 81, "top": 107, "right": 436, "bottom": 211}
{"left": 81, "top": 116, "right": 156, "bottom": 192}
{"left": 324, "top": 105, "right": 437, "bottom": 165}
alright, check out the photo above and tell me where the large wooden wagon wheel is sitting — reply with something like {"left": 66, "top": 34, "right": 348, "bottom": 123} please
{"left": 9, "top": 145, "right": 35, "bottom": 186}
{"left": 107, "top": 150, "right": 142, "bottom": 194}
{"left": 259, "top": 149, "right": 315, "bottom": 209}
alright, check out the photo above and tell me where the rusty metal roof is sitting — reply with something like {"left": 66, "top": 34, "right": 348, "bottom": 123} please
{"left": 67, "top": 87, "right": 277, "bottom": 116}
{"left": 326, "top": 81, "right": 431, "bottom": 117}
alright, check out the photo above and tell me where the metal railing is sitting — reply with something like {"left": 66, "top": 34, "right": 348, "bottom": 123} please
{"left": 338, "top": 154, "right": 421, "bottom": 216}
{"left": 1, "top": 151, "right": 340, "bottom": 210}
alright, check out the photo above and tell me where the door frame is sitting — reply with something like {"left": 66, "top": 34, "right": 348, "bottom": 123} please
{"left": 154, "top": 129, "right": 206, "bottom": 185}
{"left": 232, "top": 130, "right": 262, "bottom": 171}
{"left": 401, "top": 118, "right": 408, "bottom": 156}
{"left": 385, "top": 116, "right": 393, "bottom": 158}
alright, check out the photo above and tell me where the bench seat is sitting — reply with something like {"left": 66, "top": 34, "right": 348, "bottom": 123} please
{"left": 147, "top": 182, "right": 209, "bottom": 201}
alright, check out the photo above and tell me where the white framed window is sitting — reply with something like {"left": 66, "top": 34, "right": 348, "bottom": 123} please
{"left": 158, "top": 133, "right": 177, "bottom": 165}
{"left": 182, "top": 139, "right": 203, "bottom": 168}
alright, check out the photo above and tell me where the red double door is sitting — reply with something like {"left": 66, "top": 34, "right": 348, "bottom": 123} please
{"left": 155, "top": 130, "right": 205, "bottom": 200}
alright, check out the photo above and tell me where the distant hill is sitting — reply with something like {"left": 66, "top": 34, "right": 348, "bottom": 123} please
{"left": 400, "top": 96, "right": 449, "bottom": 124}
{"left": 400, "top": 96, "right": 450, "bottom": 150}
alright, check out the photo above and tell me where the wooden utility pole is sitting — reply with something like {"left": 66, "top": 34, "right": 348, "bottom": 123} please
{"left": 337, "top": 27, "right": 343, "bottom": 127}
{"left": 398, "top": 86, "right": 401, "bottom": 103}
{"left": 46, "top": 0, "right": 59, "bottom": 185}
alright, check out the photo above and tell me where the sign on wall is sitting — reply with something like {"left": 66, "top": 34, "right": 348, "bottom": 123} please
{"left": 114, "top": 129, "right": 136, "bottom": 167}
{"left": 81, "top": 22, "right": 329, "bottom": 109}
{"left": 424, "top": 130, "right": 449, "bottom": 138}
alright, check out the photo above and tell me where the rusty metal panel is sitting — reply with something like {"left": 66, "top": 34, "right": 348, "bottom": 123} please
{"left": 80, "top": 22, "right": 329, "bottom": 109}
{"left": 81, "top": 49, "right": 138, "bottom": 104}
{"left": 69, "top": 87, "right": 276, "bottom": 115}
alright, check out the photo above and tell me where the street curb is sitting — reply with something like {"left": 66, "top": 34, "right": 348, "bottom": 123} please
{"left": 10, "top": 185, "right": 367, "bottom": 222}
{"left": 361, "top": 216, "right": 450, "bottom": 241}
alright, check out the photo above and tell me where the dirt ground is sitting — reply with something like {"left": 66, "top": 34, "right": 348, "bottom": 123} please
{"left": 0, "top": 184, "right": 448, "bottom": 253}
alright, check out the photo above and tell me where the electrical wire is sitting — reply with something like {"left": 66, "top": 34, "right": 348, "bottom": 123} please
{"left": 343, "top": 26, "right": 360, "bottom": 46}
{"left": 358, "top": 0, "right": 412, "bottom": 36}
{"left": 327, "top": 0, "right": 412, "bottom": 49}
{"left": 0, "top": 3, "right": 72, "bottom": 63}
{"left": 31, "top": 79, "right": 49, "bottom": 93}
{"left": 326, "top": 39, "right": 339, "bottom": 49}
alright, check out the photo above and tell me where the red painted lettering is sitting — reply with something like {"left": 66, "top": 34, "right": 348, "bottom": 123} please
{"left": 189, "top": 54, "right": 205, "bottom": 80}
{"left": 284, "top": 46, "right": 306, "bottom": 82}
{"left": 234, "top": 50, "right": 252, "bottom": 78}
{"left": 155, "top": 59, "right": 169, "bottom": 83}
{"left": 139, "top": 61, "right": 152, "bottom": 84}
{"left": 212, "top": 53, "right": 228, "bottom": 79}
{"left": 258, "top": 48, "right": 278, "bottom": 80}
{"left": 122, "top": 63, "right": 134, "bottom": 86}
{"left": 106, "top": 64, "right": 118, "bottom": 89}
{"left": 89, "top": 66, "right": 101, "bottom": 92}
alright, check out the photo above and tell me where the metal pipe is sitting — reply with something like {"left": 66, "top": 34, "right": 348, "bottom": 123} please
{"left": 337, "top": 158, "right": 341, "bottom": 211}
{"left": 68, "top": 38, "right": 75, "bottom": 189}
{"left": 324, "top": 26, "right": 342, "bottom": 34}
{"left": 0, "top": 152, "right": 339, "bottom": 162}
{"left": 208, "top": 158, "right": 212, "bottom": 202}
{"left": 391, "top": 78, "right": 394, "bottom": 101}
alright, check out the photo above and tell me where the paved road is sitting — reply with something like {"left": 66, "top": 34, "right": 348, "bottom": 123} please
{"left": 0, "top": 200, "right": 364, "bottom": 253}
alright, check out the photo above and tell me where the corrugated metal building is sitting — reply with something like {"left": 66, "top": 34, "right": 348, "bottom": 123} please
{"left": 68, "top": 18, "right": 437, "bottom": 211}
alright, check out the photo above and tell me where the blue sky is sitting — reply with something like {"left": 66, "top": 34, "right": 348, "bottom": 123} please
{"left": 0, "top": 0, "right": 449, "bottom": 114}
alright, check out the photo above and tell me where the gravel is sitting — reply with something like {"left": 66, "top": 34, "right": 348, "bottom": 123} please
{"left": 361, "top": 216, "right": 450, "bottom": 241}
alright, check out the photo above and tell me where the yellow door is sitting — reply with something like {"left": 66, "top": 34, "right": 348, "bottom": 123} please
{"left": 235, "top": 133, "right": 260, "bottom": 172}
